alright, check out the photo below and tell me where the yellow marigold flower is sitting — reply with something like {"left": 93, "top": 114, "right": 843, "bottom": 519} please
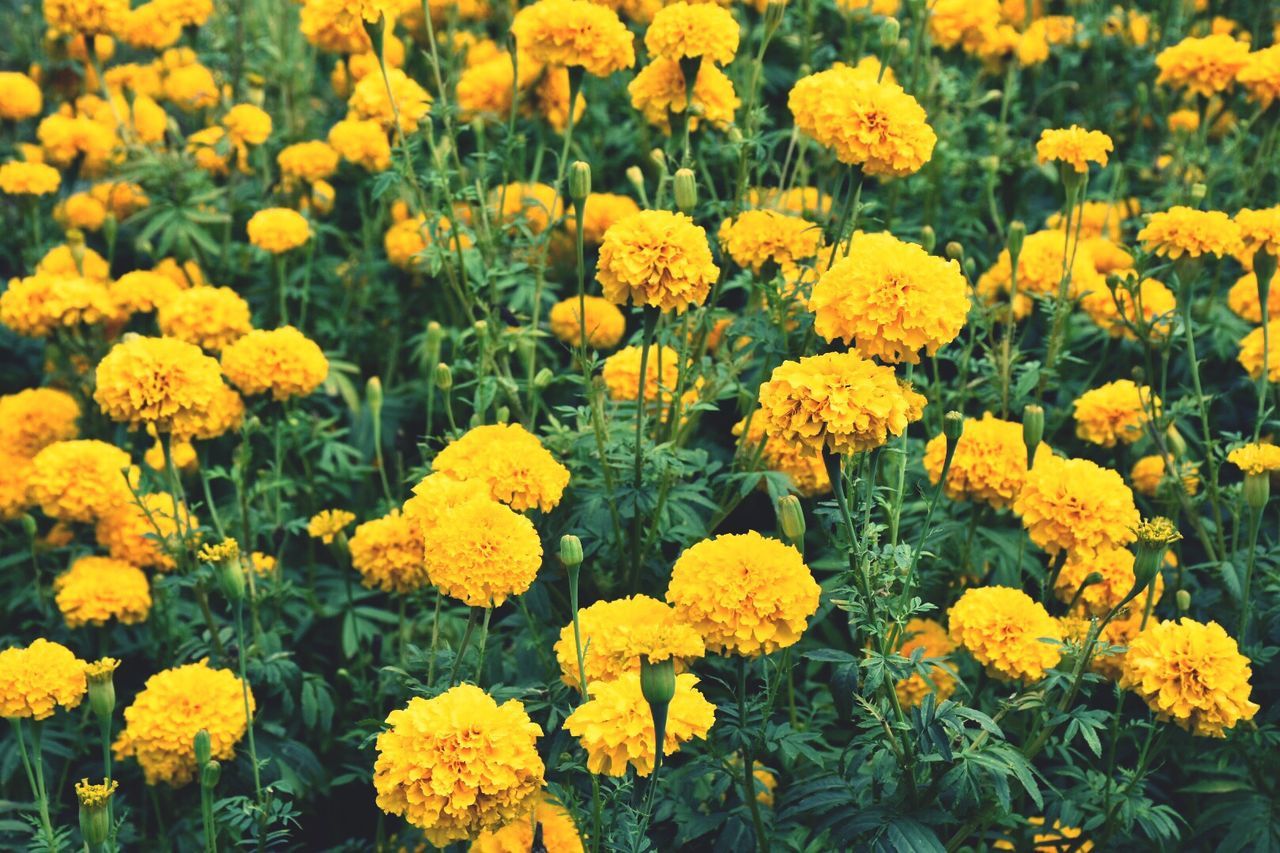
{"left": 1054, "top": 545, "right": 1165, "bottom": 618}
{"left": 628, "top": 58, "right": 739, "bottom": 134}
{"left": 54, "top": 556, "right": 152, "bottom": 628}
{"left": 118, "top": 2, "right": 182, "bottom": 49}
{"left": 747, "top": 185, "right": 833, "bottom": 218}
{"left": 0, "top": 451, "right": 32, "bottom": 520}
{"left": 1083, "top": 237, "right": 1135, "bottom": 275}
{"left": 432, "top": 422, "right": 570, "bottom": 513}
{"left": 242, "top": 551, "right": 277, "bottom": 577}
{"left": 95, "top": 493, "right": 196, "bottom": 571}
{"left": 923, "top": 413, "right": 1043, "bottom": 510}
{"left": 348, "top": 68, "right": 432, "bottom": 133}
{"left": 308, "top": 508, "right": 355, "bottom": 543}
{"left": 789, "top": 65, "right": 936, "bottom": 176}
{"left": 53, "top": 191, "right": 106, "bottom": 231}
{"left": 28, "top": 439, "right": 137, "bottom": 522}
{"left": 534, "top": 67, "right": 587, "bottom": 131}
{"left": 221, "top": 326, "right": 329, "bottom": 400}
{"left": 564, "top": 672, "right": 715, "bottom": 776}
{"left": 374, "top": 684, "right": 545, "bottom": 845}
{"left": 1079, "top": 275, "right": 1176, "bottom": 340}
{"left": 299, "top": 0, "right": 375, "bottom": 54}
{"left": 176, "top": 384, "right": 245, "bottom": 441}
{"left": 1155, "top": 33, "right": 1251, "bottom": 97}
{"left": 0, "top": 72, "right": 43, "bottom": 121}
{"left": 1016, "top": 16, "right": 1078, "bottom": 67}
{"left": 470, "top": 795, "right": 584, "bottom": 853}
{"left": 328, "top": 118, "right": 391, "bottom": 171}
{"left": 889, "top": 618, "right": 959, "bottom": 710}
{"left": 733, "top": 416, "right": 830, "bottom": 498}
{"left": 1227, "top": 442, "right": 1280, "bottom": 475}
{"left": 667, "top": 531, "right": 819, "bottom": 656}
{"left": 597, "top": 210, "right": 718, "bottom": 313}
{"left": 836, "top": 0, "right": 900, "bottom": 15}
{"left": 995, "top": 816, "right": 1093, "bottom": 852}
{"left": 949, "top": 586, "right": 1062, "bottom": 682}
{"left": 0, "top": 388, "right": 80, "bottom": 458}
{"left": 1234, "top": 205, "right": 1280, "bottom": 261}
{"left": 756, "top": 351, "right": 926, "bottom": 455}
{"left": 491, "top": 181, "right": 562, "bottom": 235}
{"left": 402, "top": 472, "right": 482, "bottom": 538}
{"left": 0, "top": 161, "right": 62, "bottom": 195}
{"left": 222, "top": 103, "right": 272, "bottom": 147}
{"left": 601, "top": 345, "right": 701, "bottom": 415}
{"left": 278, "top": 140, "right": 340, "bottom": 185}
{"left": 1237, "top": 321, "right": 1280, "bottom": 382}
{"left": 1045, "top": 199, "right": 1139, "bottom": 242}
{"left": 553, "top": 594, "right": 705, "bottom": 690}
{"left": 197, "top": 538, "right": 240, "bottom": 565}
{"left": 809, "top": 231, "right": 969, "bottom": 363}
{"left": 1137, "top": 206, "right": 1242, "bottom": 259}
{"left": 1237, "top": 45, "right": 1280, "bottom": 108}
{"left": 37, "top": 112, "right": 118, "bottom": 174}
{"left": 645, "top": 2, "right": 739, "bottom": 65}
{"left": 975, "top": 229, "right": 1103, "bottom": 321}
{"left": 44, "top": 0, "right": 127, "bottom": 34}
{"left": 246, "top": 207, "right": 311, "bottom": 254}
{"left": 1072, "top": 379, "right": 1159, "bottom": 448}
{"left": 549, "top": 295, "right": 627, "bottom": 349}
{"left": 384, "top": 214, "right": 469, "bottom": 269}
{"left": 1119, "top": 618, "right": 1258, "bottom": 737}
{"left": 0, "top": 274, "right": 117, "bottom": 337}
{"left": 144, "top": 436, "right": 197, "bottom": 473}
{"left": 1013, "top": 454, "right": 1139, "bottom": 557}
{"left": 38, "top": 244, "right": 110, "bottom": 282}
{"left": 94, "top": 336, "right": 225, "bottom": 433}
{"left": 0, "top": 639, "right": 87, "bottom": 719}
{"left": 718, "top": 210, "right": 822, "bottom": 274}
{"left": 162, "top": 62, "right": 219, "bottom": 112}
{"left": 114, "top": 660, "right": 255, "bottom": 786}
{"left": 510, "top": 0, "right": 635, "bottom": 78}
{"left": 927, "top": 0, "right": 1000, "bottom": 52}
{"left": 350, "top": 511, "right": 429, "bottom": 594}
{"left": 423, "top": 496, "right": 543, "bottom": 607}
{"left": 1130, "top": 454, "right": 1199, "bottom": 498}
{"left": 1035, "top": 125, "right": 1113, "bottom": 173}
{"left": 157, "top": 286, "right": 253, "bottom": 352}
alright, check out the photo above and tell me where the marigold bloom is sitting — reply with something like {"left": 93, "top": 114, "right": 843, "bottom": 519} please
{"left": 0, "top": 388, "right": 80, "bottom": 458}
{"left": 38, "top": 244, "right": 110, "bottom": 282}
{"left": 567, "top": 193, "right": 641, "bottom": 245}
{"left": 1155, "top": 33, "right": 1251, "bottom": 97}
{"left": 0, "top": 72, "right": 42, "bottom": 121}
{"left": 927, "top": 0, "right": 1000, "bottom": 52}
{"left": 1119, "top": 618, "right": 1258, "bottom": 737}
{"left": 1130, "top": 454, "right": 1199, "bottom": 498}
{"left": 96, "top": 493, "right": 195, "bottom": 571}
{"left": 597, "top": 211, "right": 718, "bottom": 313}
{"left": 328, "top": 118, "right": 391, "bottom": 171}
{"left": 348, "top": 68, "right": 432, "bottom": 133}
{"left": 350, "top": 511, "right": 429, "bottom": 594}
{"left": 109, "top": 270, "right": 181, "bottom": 317}
{"left": 114, "top": 660, "right": 255, "bottom": 786}
{"left": 374, "top": 685, "right": 545, "bottom": 845}
{"left": 949, "top": 586, "right": 1062, "bottom": 682}
{"left": 1227, "top": 442, "right": 1280, "bottom": 475}
{"left": 425, "top": 496, "right": 543, "bottom": 607}
{"left": 0, "top": 451, "right": 32, "bottom": 520}
{"left": 470, "top": 795, "right": 584, "bottom": 853}
{"left": 718, "top": 210, "right": 822, "bottom": 274}
{"left": 0, "top": 639, "right": 87, "bottom": 719}
{"left": 549, "top": 295, "right": 627, "bottom": 349}
{"left": 0, "top": 274, "right": 117, "bottom": 337}
{"left": 1016, "top": 16, "right": 1078, "bottom": 67}
{"left": 600, "top": 345, "right": 701, "bottom": 415}
{"left": 0, "top": 161, "right": 62, "bottom": 195}
{"left": 564, "top": 672, "right": 715, "bottom": 776}
{"left": 554, "top": 595, "right": 705, "bottom": 690}
{"left": 308, "top": 508, "right": 355, "bottom": 543}
{"left": 1137, "top": 206, "right": 1242, "bottom": 259}
{"left": 667, "top": 532, "right": 819, "bottom": 656}
{"left": 789, "top": 65, "right": 936, "bottom": 176}
{"left": 1072, "top": 379, "right": 1159, "bottom": 448}
{"left": 1237, "top": 321, "right": 1280, "bottom": 382}
{"left": 54, "top": 556, "right": 152, "bottom": 628}
{"left": 223, "top": 103, "right": 272, "bottom": 146}
{"left": 221, "top": 326, "right": 329, "bottom": 400}
{"left": 1237, "top": 45, "right": 1280, "bottom": 108}
{"left": 1035, "top": 125, "right": 1113, "bottom": 173}
{"left": 510, "top": 0, "right": 635, "bottom": 77}
{"left": 94, "top": 336, "right": 225, "bottom": 433}
{"left": 995, "top": 817, "right": 1093, "bottom": 852}
{"left": 144, "top": 436, "right": 198, "bottom": 473}
{"left": 176, "top": 384, "right": 245, "bottom": 441}
{"left": 432, "top": 423, "right": 570, "bottom": 513}
{"left": 809, "top": 232, "right": 969, "bottom": 363}
{"left": 278, "top": 140, "right": 340, "bottom": 185}
{"left": 645, "top": 2, "right": 739, "bottom": 66}
{"left": 892, "top": 618, "right": 959, "bottom": 709}
{"left": 44, "top": 0, "right": 128, "bottom": 34}
{"left": 747, "top": 185, "right": 833, "bottom": 218}
{"left": 1053, "top": 545, "right": 1164, "bottom": 618}
{"left": 402, "top": 472, "right": 482, "bottom": 538}
{"left": 1079, "top": 275, "right": 1176, "bottom": 340}
{"left": 733, "top": 416, "right": 830, "bottom": 498}
{"left": 1013, "top": 454, "right": 1139, "bottom": 557}
{"left": 157, "top": 287, "right": 253, "bottom": 352}
{"left": 976, "top": 230, "right": 1103, "bottom": 320}
{"left": 1046, "top": 198, "right": 1140, "bottom": 242}
{"left": 756, "top": 351, "right": 926, "bottom": 455}
{"left": 923, "top": 413, "right": 1043, "bottom": 510}
{"left": 1234, "top": 205, "right": 1280, "bottom": 261}
{"left": 247, "top": 207, "right": 311, "bottom": 254}
{"left": 491, "top": 182, "right": 562, "bottom": 234}
{"left": 28, "top": 439, "right": 137, "bottom": 522}
{"left": 628, "top": 58, "right": 739, "bottom": 134}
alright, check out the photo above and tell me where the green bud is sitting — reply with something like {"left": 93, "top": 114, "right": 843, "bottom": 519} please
{"left": 569, "top": 160, "right": 592, "bottom": 203}
{"left": 979, "top": 155, "right": 1000, "bottom": 173}
{"left": 201, "top": 759, "right": 222, "bottom": 789}
{"left": 776, "top": 495, "right": 806, "bottom": 545}
{"left": 1128, "top": 518, "right": 1181, "bottom": 604}
{"left": 919, "top": 225, "right": 936, "bottom": 254}
{"left": 366, "top": 376, "right": 383, "bottom": 416}
{"left": 944, "top": 241, "right": 964, "bottom": 262}
{"left": 216, "top": 555, "right": 246, "bottom": 602}
{"left": 86, "top": 660, "right": 117, "bottom": 720}
{"left": 434, "top": 363, "right": 453, "bottom": 392}
{"left": 1255, "top": 250, "right": 1277, "bottom": 307}
{"left": 1007, "top": 220, "right": 1026, "bottom": 264}
{"left": 426, "top": 320, "right": 445, "bottom": 349}
{"left": 559, "top": 534, "right": 583, "bottom": 568}
{"left": 1165, "top": 423, "right": 1188, "bottom": 458}
{"left": 673, "top": 168, "right": 697, "bottom": 214}
{"left": 650, "top": 148, "right": 667, "bottom": 173}
{"left": 727, "top": 126, "right": 744, "bottom": 146}
{"left": 1243, "top": 471, "right": 1270, "bottom": 511}
{"left": 534, "top": 367, "right": 555, "bottom": 390}
{"left": 879, "top": 17, "right": 900, "bottom": 46}
{"left": 640, "top": 655, "right": 676, "bottom": 707}
{"left": 76, "top": 779, "right": 116, "bottom": 849}
{"left": 194, "top": 729, "right": 213, "bottom": 767}
{"left": 21, "top": 513, "right": 37, "bottom": 540}
{"left": 1022, "top": 404, "right": 1045, "bottom": 469}
{"left": 1176, "top": 589, "right": 1191, "bottom": 611}
{"left": 626, "top": 166, "right": 645, "bottom": 196}
{"left": 1190, "top": 182, "right": 1207, "bottom": 202}
{"left": 943, "top": 410, "right": 964, "bottom": 447}
{"left": 495, "top": 405, "right": 510, "bottom": 424}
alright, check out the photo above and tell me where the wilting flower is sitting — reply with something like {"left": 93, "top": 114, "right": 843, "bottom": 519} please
{"left": 597, "top": 211, "right": 719, "bottom": 313}
{"left": 554, "top": 595, "right": 705, "bottom": 690}
{"left": 54, "top": 556, "right": 152, "bottom": 628}
{"left": 949, "top": 586, "right": 1063, "bottom": 683}
{"left": 0, "top": 639, "right": 87, "bottom": 719}
{"left": 923, "top": 413, "right": 1045, "bottom": 510}
{"left": 1014, "top": 454, "right": 1139, "bottom": 557}
{"left": 431, "top": 423, "right": 570, "bottom": 513}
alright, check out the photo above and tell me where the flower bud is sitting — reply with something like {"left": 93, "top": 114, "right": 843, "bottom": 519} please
{"left": 879, "top": 17, "right": 900, "bottom": 47}
{"left": 979, "top": 155, "right": 1000, "bottom": 173}
{"left": 1165, "top": 423, "right": 1187, "bottom": 458}
{"left": 1190, "top": 183, "right": 1207, "bottom": 202}
{"left": 559, "top": 534, "right": 583, "bottom": 569}
{"left": 201, "top": 758, "right": 222, "bottom": 789}
{"left": 1243, "top": 471, "right": 1270, "bottom": 511}
{"left": 194, "top": 729, "right": 213, "bottom": 767}
{"left": 366, "top": 376, "right": 383, "bottom": 416}
{"left": 674, "top": 168, "right": 697, "bottom": 214}
{"left": 1022, "top": 404, "right": 1044, "bottom": 468}
{"left": 727, "top": 126, "right": 744, "bottom": 145}
{"left": 534, "top": 367, "right": 554, "bottom": 390}
{"left": 434, "top": 363, "right": 453, "bottom": 392}
{"left": 919, "top": 225, "right": 936, "bottom": 254}
{"left": 495, "top": 405, "right": 510, "bottom": 424}
{"left": 650, "top": 148, "right": 667, "bottom": 173}
{"left": 640, "top": 655, "right": 676, "bottom": 706}
{"left": 1176, "top": 589, "right": 1191, "bottom": 611}
{"left": 1007, "top": 220, "right": 1026, "bottom": 263}
{"left": 944, "top": 241, "right": 964, "bottom": 262}
{"left": 76, "top": 779, "right": 116, "bottom": 849}
{"left": 85, "top": 658, "right": 119, "bottom": 720}
{"left": 1255, "top": 250, "right": 1277, "bottom": 307}
{"left": 1129, "top": 517, "right": 1181, "bottom": 604}
{"left": 943, "top": 410, "right": 964, "bottom": 446}
{"left": 626, "top": 165, "right": 645, "bottom": 195}
{"left": 21, "top": 513, "right": 37, "bottom": 540}
{"left": 569, "top": 160, "right": 592, "bottom": 203}
{"left": 776, "top": 495, "right": 806, "bottom": 545}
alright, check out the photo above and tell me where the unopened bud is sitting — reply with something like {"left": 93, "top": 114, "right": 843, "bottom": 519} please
{"left": 943, "top": 411, "right": 965, "bottom": 446}
{"left": 534, "top": 367, "right": 554, "bottom": 390}
{"left": 1190, "top": 183, "right": 1207, "bottom": 202}
{"left": 1129, "top": 518, "right": 1181, "bottom": 603}
{"left": 1165, "top": 423, "right": 1187, "bottom": 457}
{"left": 727, "top": 126, "right": 744, "bottom": 145}
{"left": 979, "top": 155, "right": 1000, "bottom": 173}
{"left": 674, "top": 168, "right": 697, "bottom": 213}
{"left": 776, "top": 495, "right": 806, "bottom": 545}
{"left": 640, "top": 655, "right": 676, "bottom": 706}
{"left": 945, "top": 241, "right": 964, "bottom": 262}
{"left": 366, "top": 376, "right": 383, "bottom": 416}
{"left": 650, "top": 149, "right": 667, "bottom": 176}
{"left": 1023, "top": 404, "right": 1045, "bottom": 468}
{"left": 1243, "top": 471, "right": 1270, "bottom": 511}
{"left": 879, "top": 17, "right": 900, "bottom": 46}
{"left": 1255, "top": 250, "right": 1277, "bottom": 299}
{"left": 559, "top": 534, "right": 583, "bottom": 568}
{"left": 569, "top": 160, "right": 592, "bottom": 203}
{"left": 76, "top": 779, "right": 116, "bottom": 849}
{"left": 21, "top": 513, "right": 37, "bottom": 540}
{"left": 201, "top": 758, "right": 222, "bottom": 789}
{"left": 626, "top": 166, "right": 645, "bottom": 195}
{"left": 85, "top": 658, "right": 118, "bottom": 720}
{"left": 1007, "top": 220, "right": 1026, "bottom": 263}
{"left": 434, "top": 363, "right": 453, "bottom": 392}
{"left": 920, "top": 225, "right": 936, "bottom": 254}
{"left": 194, "top": 729, "right": 213, "bottom": 767}
{"left": 1176, "top": 589, "right": 1191, "bottom": 611}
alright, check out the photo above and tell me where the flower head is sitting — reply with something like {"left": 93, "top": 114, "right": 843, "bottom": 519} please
{"left": 0, "top": 72, "right": 42, "bottom": 121}
{"left": 1138, "top": 206, "right": 1242, "bottom": 259}
{"left": 1072, "top": 379, "right": 1159, "bottom": 447}
{"left": 424, "top": 496, "right": 543, "bottom": 607}
{"left": 470, "top": 795, "right": 584, "bottom": 853}
{"left": 246, "top": 208, "right": 311, "bottom": 253}
{"left": 1119, "top": 618, "right": 1258, "bottom": 737}
{"left": 1130, "top": 454, "right": 1199, "bottom": 498}
{"left": 667, "top": 532, "right": 820, "bottom": 656}
{"left": 1227, "top": 442, "right": 1280, "bottom": 475}
{"left": 1053, "top": 545, "right": 1164, "bottom": 618}
{"left": 350, "top": 511, "right": 429, "bottom": 594}
{"left": 549, "top": 295, "right": 627, "bottom": 349}
{"left": 511, "top": 0, "right": 635, "bottom": 77}
{"left": 718, "top": 210, "right": 822, "bottom": 274}
{"left": 0, "top": 639, "right": 87, "bottom": 719}
{"left": 564, "top": 672, "right": 715, "bottom": 776}
{"left": 221, "top": 326, "right": 329, "bottom": 400}
{"left": 645, "top": 2, "right": 739, "bottom": 66}
{"left": 374, "top": 685, "right": 545, "bottom": 845}
{"left": 976, "top": 230, "right": 1103, "bottom": 320}
{"left": 923, "top": 413, "right": 1044, "bottom": 510}
{"left": 28, "top": 439, "right": 137, "bottom": 522}
{"left": 1155, "top": 34, "right": 1251, "bottom": 97}
{"left": 328, "top": 118, "right": 391, "bottom": 171}
{"left": 1036, "top": 125, "right": 1113, "bottom": 173}
{"left": 892, "top": 618, "right": 959, "bottom": 708}
{"left": 0, "top": 388, "right": 80, "bottom": 458}
{"left": 628, "top": 58, "right": 739, "bottom": 134}
{"left": 0, "top": 161, "right": 62, "bottom": 195}
{"left": 431, "top": 423, "right": 570, "bottom": 513}
{"left": 554, "top": 595, "right": 705, "bottom": 690}
{"left": 308, "top": 508, "right": 355, "bottom": 543}
{"left": 1, "top": 274, "right": 117, "bottom": 337}
{"left": 109, "top": 271, "right": 182, "bottom": 317}
{"left": 94, "top": 336, "right": 225, "bottom": 433}
{"left": 95, "top": 493, "right": 196, "bottom": 571}
{"left": 114, "top": 660, "right": 255, "bottom": 786}
{"left": 1237, "top": 321, "right": 1280, "bottom": 381}
{"left": 597, "top": 211, "right": 718, "bottom": 313}
{"left": 733, "top": 416, "right": 830, "bottom": 498}
{"left": 1080, "top": 275, "right": 1176, "bottom": 340}
{"left": 1234, "top": 205, "right": 1280, "bottom": 261}
{"left": 157, "top": 287, "right": 253, "bottom": 352}
{"left": 949, "top": 586, "right": 1063, "bottom": 682}
{"left": 55, "top": 556, "right": 152, "bottom": 628}
{"left": 1014, "top": 454, "right": 1140, "bottom": 557}
{"left": 1237, "top": 45, "right": 1280, "bottom": 108}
